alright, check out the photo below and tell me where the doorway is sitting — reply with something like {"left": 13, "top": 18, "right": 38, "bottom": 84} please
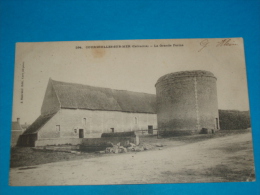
{"left": 215, "top": 118, "right": 219, "bottom": 129}
{"left": 148, "top": 125, "right": 153, "bottom": 134}
{"left": 79, "top": 129, "right": 84, "bottom": 138}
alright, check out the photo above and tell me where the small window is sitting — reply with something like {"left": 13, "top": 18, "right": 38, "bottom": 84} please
{"left": 56, "top": 125, "right": 60, "bottom": 132}
{"left": 134, "top": 117, "right": 138, "bottom": 124}
{"left": 83, "top": 118, "right": 87, "bottom": 125}
{"left": 74, "top": 129, "right": 77, "bottom": 133}
{"left": 111, "top": 128, "right": 114, "bottom": 133}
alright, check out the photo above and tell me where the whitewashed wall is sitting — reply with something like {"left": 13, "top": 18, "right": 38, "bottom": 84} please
{"left": 38, "top": 109, "right": 157, "bottom": 139}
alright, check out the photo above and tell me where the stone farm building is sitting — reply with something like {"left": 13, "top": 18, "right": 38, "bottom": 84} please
{"left": 11, "top": 118, "right": 24, "bottom": 147}
{"left": 19, "top": 70, "right": 220, "bottom": 147}
{"left": 20, "top": 78, "right": 157, "bottom": 146}
{"left": 156, "top": 70, "right": 219, "bottom": 135}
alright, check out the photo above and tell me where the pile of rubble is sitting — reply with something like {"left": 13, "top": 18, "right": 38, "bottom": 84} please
{"left": 34, "top": 142, "right": 165, "bottom": 155}
{"left": 98, "top": 142, "right": 163, "bottom": 154}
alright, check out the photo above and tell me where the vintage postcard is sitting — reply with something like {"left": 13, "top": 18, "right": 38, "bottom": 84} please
{"left": 10, "top": 38, "right": 255, "bottom": 186}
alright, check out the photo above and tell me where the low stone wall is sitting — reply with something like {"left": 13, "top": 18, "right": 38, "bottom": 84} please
{"left": 158, "top": 128, "right": 220, "bottom": 137}
{"left": 35, "top": 138, "right": 82, "bottom": 147}
{"left": 101, "top": 131, "right": 139, "bottom": 145}
{"left": 158, "top": 129, "right": 198, "bottom": 137}
{"left": 200, "top": 128, "right": 218, "bottom": 134}
{"left": 136, "top": 129, "right": 158, "bottom": 136}
{"left": 101, "top": 131, "right": 137, "bottom": 138}
{"left": 80, "top": 137, "right": 138, "bottom": 152}
{"left": 35, "top": 134, "right": 139, "bottom": 149}
{"left": 88, "top": 137, "right": 138, "bottom": 146}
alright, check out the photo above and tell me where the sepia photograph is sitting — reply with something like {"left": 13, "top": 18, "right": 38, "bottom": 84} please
{"left": 9, "top": 38, "right": 255, "bottom": 186}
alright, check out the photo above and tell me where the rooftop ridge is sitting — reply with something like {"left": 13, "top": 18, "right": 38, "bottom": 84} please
{"left": 51, "top": 79, "right": 156, "bottom": 96}
{"left": 49, "top": 79, "right": 156, "bottom": 114}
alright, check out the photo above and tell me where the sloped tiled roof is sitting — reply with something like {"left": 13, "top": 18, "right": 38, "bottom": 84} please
{"left": 51, "top": 79, "right": 156, "bottom": 113}
{"left": 22, "top": 113, "right": 57, "bottom": 135}
{"left": 23, "top": 79, "right": 157, "bottom": 135}
{"left": 12, "top": 122, "right": 23, "bottom": 131}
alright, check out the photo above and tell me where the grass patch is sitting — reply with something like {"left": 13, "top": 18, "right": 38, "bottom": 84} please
{"left": 10, "top": 147, "right": 102, "bottom": 168}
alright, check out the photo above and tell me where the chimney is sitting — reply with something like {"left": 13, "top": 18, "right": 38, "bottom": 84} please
{"left": 17, "top": 118, "right": 20, "bottom": 123}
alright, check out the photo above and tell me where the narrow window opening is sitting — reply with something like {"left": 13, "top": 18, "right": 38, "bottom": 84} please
{"left": 111, "top": 128, "right": 114, "bottom": 133}
{"left": 216, "top": 118, "right": 219, "bottom": 129}
{"left": 56, "top": 125, "right": 60, "bottom": 132}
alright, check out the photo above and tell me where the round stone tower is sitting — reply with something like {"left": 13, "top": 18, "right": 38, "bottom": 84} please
{"left": 155, "top": 70, "right": 219, "bottom": 135}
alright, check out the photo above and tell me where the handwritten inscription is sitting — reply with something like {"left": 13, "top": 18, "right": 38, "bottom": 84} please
{"left": 216, "top": 38, "right": 237, "bottom": 47}
{"left": 198, "top": 39, "right": 209, "bottom": 52}
{"left": 199, "top": 38, "right": 237, "bottom": 52}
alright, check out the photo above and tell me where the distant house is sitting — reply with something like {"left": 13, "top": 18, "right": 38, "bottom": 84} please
{"left": 21, "top": 123, "right": 30, "bottom": 130}
{"left": 11, "top": 118, "right": 24, "bottom": 147}
{"left": 20, "top": 79, "right": 157, "bottom": 147}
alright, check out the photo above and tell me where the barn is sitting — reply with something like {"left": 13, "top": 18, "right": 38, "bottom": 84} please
{"left": 19, "top": 78, "right": 157, "bottom": 147}
{"left": 19, "top": 70, "right": 220, "bottom": 147}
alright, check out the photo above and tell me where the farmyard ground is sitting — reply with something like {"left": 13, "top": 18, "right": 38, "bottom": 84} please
{"left": 9, "top": 130, "right": 255, "bottom": 186}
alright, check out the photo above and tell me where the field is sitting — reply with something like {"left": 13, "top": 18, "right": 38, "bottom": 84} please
{"left": 9, "top": 130, "right": 255, "bottom": 185}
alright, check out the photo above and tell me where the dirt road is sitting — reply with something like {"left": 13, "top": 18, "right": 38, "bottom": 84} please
{"left": 9, "top": 133, "right": 255, "bottom": 186}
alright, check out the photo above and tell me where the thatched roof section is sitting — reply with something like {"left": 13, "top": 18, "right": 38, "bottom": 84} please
{"left": 51, "top": 79, "right": 156, "bottom": 113}
{"left": 23, "top": 113, "right": 56, "bottom": 135}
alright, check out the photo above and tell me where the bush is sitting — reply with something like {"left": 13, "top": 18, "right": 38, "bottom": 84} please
{"left": 219, "top": 110, "right": 251, "bottom": 130}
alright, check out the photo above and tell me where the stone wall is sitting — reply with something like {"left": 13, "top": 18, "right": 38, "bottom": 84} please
{"left": 35, "top": 136, "right": 139, "bottom": 148}
{"left": 35, "top": 138, "right": 82, "bottom": 147}
{"left": 38, "top": 109, "right": 157, "bottom": 139}
{"left": 156, "top": 71, "right": 219, "bottom": 135}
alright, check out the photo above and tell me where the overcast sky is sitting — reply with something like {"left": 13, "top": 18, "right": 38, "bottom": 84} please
{"left": 12, "top": 38, "right": 250, "bottom": 124}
